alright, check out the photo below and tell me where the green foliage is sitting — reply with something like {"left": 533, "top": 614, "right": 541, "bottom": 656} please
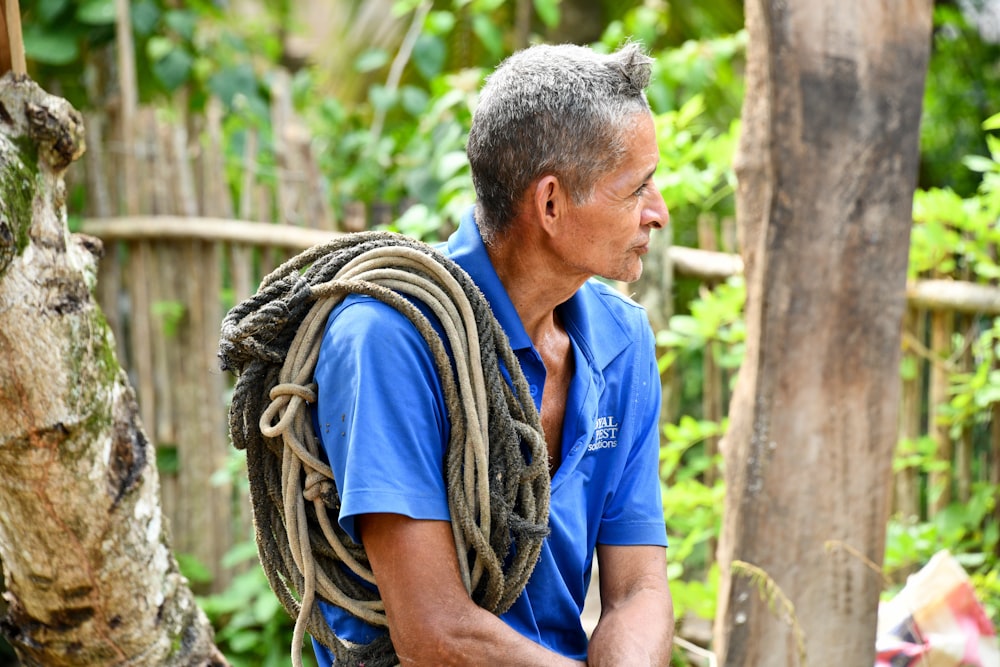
{"left": 920, "top": 5, "right": 1000, "bottom": 196}
{"left": 659, "top": 415, "right": 725, "bottom": 622}
{"left": 943, "top": 318, "right": 1000, "bottom": 436}
{"left": 198, "top": 543, "right": 315, "bottom": 667}
{"left": 151, "top": 299, "right": 186, "bottom": 338}
{"left": 657, "top": 276, "right": 745, "bottom": 374}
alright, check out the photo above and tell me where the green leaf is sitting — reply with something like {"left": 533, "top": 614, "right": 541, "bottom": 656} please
{"left": 413, "top": 34, "right": 446, "bottom": 80}
{"left": 131, "top": 0, "right": 160, "bottom": 36}
{"left": 472, "top": 14, "right": 504, "bottom": 59}
{"left": 23, "top": 25, "right": 79, "bottom": 65}
{"left": 75, "top": 0, "right": 116, "bottom": 25}
{"left": 962, "top": 155, "right": 997, "bottom": 173}
{"left": 534, "top": 0, "right": 560, "bottom": 27}
{"left": 164, "top": 9, "right": 198, "bottom": 41}
{"left": 426, "top": 10, "right": 456, "bottom": 34}
{"left": 152, "top": 49, "right": 194, "bottom": 92}
{"left": 146, "top": 36, "right": 174, "bottom": 62}
{"left": 369, "top": 84, "right": 399, "bottom": 112}
{"left": 156, "top": 445, "right": 179, "bottom": 474}
{"left": 355, "top": 48, "right": 389, "bottom": 73}
{"left": 400, "top": 85, "right": 429, "bottom": 115}
{"left": 208, "top": 64, "right": 259, "bottom": 107}
{"left": 983, "top": 112, "right": 1000, "bottom": 131}
{"left": 37, "top": 0, "right": 71, "bottom": 24}
{"left": 435, "top": 151, "right": 468, "bottom": 180}
{"left": 176, "top": 553, "right": 213, "bottom": 584}
{"left": 252, "top": 590, "right": 281, "bottom": 624}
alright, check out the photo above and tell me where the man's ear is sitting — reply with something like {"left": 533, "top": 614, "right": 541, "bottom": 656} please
{"left": 533, "top": 175, "right": 567, "bottom": 237}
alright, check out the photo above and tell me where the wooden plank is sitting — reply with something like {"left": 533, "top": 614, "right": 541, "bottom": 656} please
{"left": 204, "top": 98, "right": 233, "bottom": 220}
{"left": 126, "top": 241, "right": 156, "bottom": 436}
{"left": 228, "top": 243, "right": 255, "bottom": 303}
{"left": 150, "top": 110, "right": 170, "bottom": 215}
{"left": 200, "top": 240, "right": 234, "bottom": 590}
{"left": 152, "top": 242, "right": 180, "bottom": 532}
{"left": 270, "top": 69, "right": 294, "bottom": 225}
{"left": 238, "top": 129, "right": 258, "bottom": 221}
{"left": 171, "top": 242, "right": 197, "bottom": 563}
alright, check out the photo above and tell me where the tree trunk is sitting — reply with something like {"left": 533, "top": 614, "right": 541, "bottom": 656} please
{"left": 713, "top": 2, "right": 933, "bottom": 666}
{"left": 0, "top": 74, "right": 226, "bottom": 666}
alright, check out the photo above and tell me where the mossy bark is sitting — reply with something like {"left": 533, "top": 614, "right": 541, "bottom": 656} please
{"left": 0, "top": 73, "right": 227, "bottom": 666}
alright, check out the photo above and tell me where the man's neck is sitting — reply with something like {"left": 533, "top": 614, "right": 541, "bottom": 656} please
{"left": 485, "top": 231, "right": 587, "bottom": 344}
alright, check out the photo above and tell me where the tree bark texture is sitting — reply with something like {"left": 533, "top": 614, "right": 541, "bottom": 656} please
{"left": 714, "top": 2, "right": 933, "bottom": 666}
{"left": 0, "top": 73, "right": 225, "bottom": 666}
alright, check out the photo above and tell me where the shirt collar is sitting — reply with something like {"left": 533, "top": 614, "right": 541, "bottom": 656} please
{"left": 444, "top": 206, "right": 635, "bottom": 369}
{"left": 445, "top": 207, "right": 534, "bottom": 351}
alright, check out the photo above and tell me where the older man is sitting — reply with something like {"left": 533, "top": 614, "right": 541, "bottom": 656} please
{"left": 312, "top": 42, "right": 674, "bottom": 665}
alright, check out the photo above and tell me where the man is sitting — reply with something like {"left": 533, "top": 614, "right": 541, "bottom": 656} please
{"left": 312, "top": 42, "right": 674, "bottom": 665}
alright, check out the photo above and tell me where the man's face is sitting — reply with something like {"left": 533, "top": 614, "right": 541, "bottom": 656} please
{"left": 554, "top": 112, "right": 668, "bottom": 283}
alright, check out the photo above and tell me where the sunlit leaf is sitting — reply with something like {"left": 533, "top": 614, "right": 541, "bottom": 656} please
{"left": 75, "top": 0, "right": 116, "bottom": 25}
{"left": 472, "top": 14, "right": 503, "bottom": 59}
{"left": 355, "top": 48, "right": 389, "bottom": 73}
{"left": 534, "top": 0, "right": 560, "bottom": 27}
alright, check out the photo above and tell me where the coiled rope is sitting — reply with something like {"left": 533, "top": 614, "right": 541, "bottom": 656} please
{"left": 219, "top": 231, "right": 551, "bottom": 667}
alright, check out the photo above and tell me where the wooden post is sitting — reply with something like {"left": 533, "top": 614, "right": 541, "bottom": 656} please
{"left": 713, "top": 2, "right": 933, "bottom": 665}
{"left": 0, "top": 0, "right": 25, "bottom": 76}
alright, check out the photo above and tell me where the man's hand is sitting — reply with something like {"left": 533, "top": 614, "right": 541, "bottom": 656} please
{"left": 359, "top": 513, "right": 587, "bottom": 667}
{"left": 587, "top": 544, "right": 674, "bottom": 666}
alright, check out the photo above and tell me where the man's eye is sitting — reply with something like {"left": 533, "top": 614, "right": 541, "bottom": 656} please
{"left": 633, "top": 183, "right": 649, "bottom": 198}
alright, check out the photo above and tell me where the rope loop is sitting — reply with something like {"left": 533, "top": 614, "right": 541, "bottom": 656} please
{"left": 303, "top": 469, "right": 334, "bottom": 503}
{"left": 219, "top": 231, "right": 550, "bottom": 667}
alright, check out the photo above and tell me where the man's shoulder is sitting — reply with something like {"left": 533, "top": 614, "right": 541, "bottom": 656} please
{"left": 324, "top": 293, "right": 438, "bottom": 349}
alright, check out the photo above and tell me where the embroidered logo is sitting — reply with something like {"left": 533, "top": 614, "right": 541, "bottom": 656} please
{"left": 588, "top": 415, "right": 620, "bottom": 452}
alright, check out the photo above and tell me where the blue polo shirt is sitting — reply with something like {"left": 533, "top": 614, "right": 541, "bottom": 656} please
{"left": 311, "top": 208, "right": 667, "bottom": 663}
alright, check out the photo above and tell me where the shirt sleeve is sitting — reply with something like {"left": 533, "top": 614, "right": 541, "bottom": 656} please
{"left": 597, "top": 321, "right": 668, "bottom": 547}
{"left": 313, "top": 294, "right": 452, "bottom": 545}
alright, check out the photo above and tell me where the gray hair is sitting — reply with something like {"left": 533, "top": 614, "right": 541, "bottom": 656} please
{"left": 467, "top": 42, "right": 654, "bottom": 241}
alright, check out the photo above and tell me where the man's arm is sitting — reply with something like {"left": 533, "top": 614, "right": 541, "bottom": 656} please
{"left": 587, "top": 544, "right": 674, "bottom": 667}
{"left": 359, "top": 512, "right": 587, "bottom": 667}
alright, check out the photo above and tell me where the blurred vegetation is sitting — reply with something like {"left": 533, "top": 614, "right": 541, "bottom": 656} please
{"left": 7, "top": 0, "right": 1000, "bottom": 663}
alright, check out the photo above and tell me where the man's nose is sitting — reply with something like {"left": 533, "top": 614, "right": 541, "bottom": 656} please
{"left": 645, "top": 187, "right": 669, "bottom": 230}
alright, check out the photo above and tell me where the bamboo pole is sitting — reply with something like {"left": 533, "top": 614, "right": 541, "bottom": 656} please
{"left": 1, "top": 0, "right": 26, "bottom": 76}
{"left": 697, "top": 215, "right": 723, "bottom": 489}
{"left": 927, "top": 307, "right": 954, "bottom": 516}
{"left": 115, "top": 0, "right": 139, "bottom": 216}
{"left": 894, "top": 307, "right": 924, "bottom": 521}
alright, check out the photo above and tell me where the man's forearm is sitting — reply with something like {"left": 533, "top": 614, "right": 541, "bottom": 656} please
{"left": 393, "top": 604, "right": 586, "bottom": 667}
{"left": 587, "top": 588, "right": 674, "bottom": 667}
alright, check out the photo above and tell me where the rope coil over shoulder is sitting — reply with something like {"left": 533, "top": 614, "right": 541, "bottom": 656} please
{"left": 219, "top": 231, "right": 551, "bottom": 667}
